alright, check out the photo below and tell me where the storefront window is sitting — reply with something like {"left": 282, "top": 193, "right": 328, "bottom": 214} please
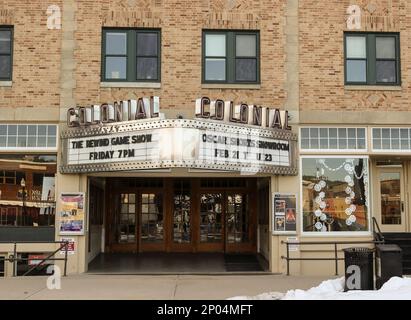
{"left": 0, "top": 154, "right": 56, "bottom": 227}
{"left": 302, "top": 157, "right": 369, "bottom": 232}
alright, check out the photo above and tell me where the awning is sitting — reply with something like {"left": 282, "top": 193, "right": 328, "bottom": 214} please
{"left": 0, "top": 200, "right": 55, "bottom": 208}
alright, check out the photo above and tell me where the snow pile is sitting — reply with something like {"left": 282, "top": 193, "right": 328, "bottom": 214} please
{"left": 228, "top": 292, "right": 284, "bottom": 300}
{"left": 283, "top": 277, "right": 411, "bottom": 300}
{"left": 229, "top": 277, "right": 411, "bottom": 300}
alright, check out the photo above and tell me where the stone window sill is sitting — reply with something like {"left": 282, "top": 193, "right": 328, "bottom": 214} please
{"left": 0, "top": 81, "right": 12, "bottom": 87}
{"left": 345, "top": 85, "right": 402, "bottom": 91}
{"left": 101, "top": 82, "right": 161, "bottom": 89}
{"left": 202, "top": 83, "right": 261, "bottom": 90}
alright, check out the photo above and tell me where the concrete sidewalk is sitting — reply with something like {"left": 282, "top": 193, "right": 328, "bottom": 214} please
{"left": 0, "top": 274, "right": 333, "bottom": 300}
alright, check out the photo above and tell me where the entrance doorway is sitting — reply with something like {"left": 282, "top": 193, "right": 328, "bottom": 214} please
{"left": 105, "top": 178, "right": 258, "bottom": 254}
{"left": 375, "top": 166, "right": 407, "bottom": 232}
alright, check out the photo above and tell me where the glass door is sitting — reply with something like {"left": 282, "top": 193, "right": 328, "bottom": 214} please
{"left": 377, "top": 167, "right": 406, "bottom": 232}
{"left": 198, "top": 193, "right": 224, "bottom": 251}
{"left": 171, "top": 179, "right": 192, "bottom": 251}
{"left": 109, "top": 192, "right": 138, "bottom": 252}
{"left": 226, "top": 193, "right": 250, "bottom": 252}
{"left": 140, "top": 192, "right": 164, "bottom": 251}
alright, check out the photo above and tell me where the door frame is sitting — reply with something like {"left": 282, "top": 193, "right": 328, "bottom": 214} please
{"left": 105, "top": 178, "right": 258, "bottom": 253}
{"left": 374, "top": 164, "right": 407, "bottom": 233}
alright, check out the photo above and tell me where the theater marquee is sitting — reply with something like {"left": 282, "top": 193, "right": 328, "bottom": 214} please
{"left": 60, "top": 98, "right": 298, "bottom": 175}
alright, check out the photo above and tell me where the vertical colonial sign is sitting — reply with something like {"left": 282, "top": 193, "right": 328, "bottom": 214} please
{"left": 60, "top": 97, "right": 298, "bottom": 175}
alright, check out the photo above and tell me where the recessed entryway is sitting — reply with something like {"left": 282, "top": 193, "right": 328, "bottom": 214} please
{"left": 87, "top": 253, "right": 268, "bottom": 274}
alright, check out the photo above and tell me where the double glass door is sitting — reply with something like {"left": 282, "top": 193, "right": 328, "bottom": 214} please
{"left": 111, "top": 191, "right": 164, "bottom": 252}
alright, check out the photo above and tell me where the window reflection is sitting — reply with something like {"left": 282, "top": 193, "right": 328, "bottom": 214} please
{"left": 141, "top": 193, "right": 163, "bottom": 243}
{"left": 200, "top": 193, "right": 222, "bottom": 243}
{"left": 226, "top": 194, "right": 248, "bottom": 243}
{"left": 173, "top": 181, "right": 191, "bottom": 244}
{"left": 0, "top": 154, "right": 56, "bottom": 227}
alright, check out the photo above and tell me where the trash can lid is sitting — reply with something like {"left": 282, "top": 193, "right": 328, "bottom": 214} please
{"left": 376, "top": 244, "right": 402, "bottom": 252}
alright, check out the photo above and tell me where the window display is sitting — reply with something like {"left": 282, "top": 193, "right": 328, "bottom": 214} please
{"left": 302, "top": 157, "right": 369, "bottom": 232}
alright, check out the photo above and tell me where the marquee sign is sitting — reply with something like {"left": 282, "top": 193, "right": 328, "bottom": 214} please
{"left": 60, "top": 98, "right": 298, "bottom": 175}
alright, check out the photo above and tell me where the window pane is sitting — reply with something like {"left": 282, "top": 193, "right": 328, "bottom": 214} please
{"left": 136, "top": 57, "right": 157, "bottom": 80}
{"left": 205, "top": 58, "right": 226, "bottom": 81}
{"left": 18, "top": 136, "right": 26, "bottom": 147}
{"left": 8, "top": 125, "right": 16, "bottom": 135}
{"left": 376, "top": 37, "right": 396, "bottom": 59}
{"left": 301, "top": 128, "right": 309, "bottom": 138}
{"left": 27, "top": 136, "right": 36, "bottom": 147}
{"left": 0, "top": 55, "right": 11, "bottom": 79}
{"left": 376, "top": 60, "right": 396, "bottom": 83}
{"left": 205, "top": 34, "right": 226, "bottom": 57}
{"left": 357, "top": 128, "right": 366, "bottom": 139}
{"left": 38, "top": 125, "right": 47, "bottom": 136}
{"left": 7, "top": 135, "right": 16, "bottom": 147}
{"left": 37, "top": 136, "right": 47, "bottom": 147}
{"left": 236, "top": 35, "right": 256, "bottom": 57}
{"left": 346, "top": 36, "right": 366, "bottom": 58}
{"left": 346, "top": 60, "right": 366, "bottom": 82}
{"left": 47, "top": 136, "right": 56, "bottom": 147}
{"left": 0, "top": 31, "right": 11, "bottom": 54}
{"left": 137, "top": 33, "right": 158, "bottom": 56}
{"left": 47, "top": 125, "right": 57, "bottom": 136}
{"left": 18, "top": 125, "right": 27, "bottom": 136}
{"left": 28, "top": 125, "right": 37, "bottom": 136}
{"left": 106, "top": 32, "right": 127, "bottom": 55}
{"left": 235, "top": 59, "right": 257, "bottom": 82}
{"left": 105, "top": 57, "right": 127, "bottom": 79}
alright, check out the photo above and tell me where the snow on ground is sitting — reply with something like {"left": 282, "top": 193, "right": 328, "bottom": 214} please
{"left": 228, "top": 277, "right": 411, "bottom": 300}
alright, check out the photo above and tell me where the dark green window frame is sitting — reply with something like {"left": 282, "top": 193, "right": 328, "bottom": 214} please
{"left": 344, "top": 32, "right": 401, "bottom": 86}
{"left": 0, "top": 26, "right": 13, "bottom": 81}
{"left": 202, "top": 30, "right": 260, "bottom": 84}
{"left": 102, "top": 28, "right": 161, "bottom": 82}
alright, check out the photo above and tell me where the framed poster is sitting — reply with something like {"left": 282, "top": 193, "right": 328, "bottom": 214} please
{"left": 273, "top": 193, "right": 297, "bottom": 234}
{"left": 59, "top": 193, "right": 85, "bottom": 235}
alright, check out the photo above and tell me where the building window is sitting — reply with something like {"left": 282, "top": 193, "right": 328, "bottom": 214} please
{"left": 0, "top": 124, "right": 57, "bottom": 150}
{"left": 301, "top": 157, "right": 369, "bottom": 233}
{"left": 345, "top": 33, "right": 400, "bottom": 85}
{"left": 372, "top": 128, "right": 411, "bottom": 151}
{"left": 0, "top": 154, "right": 56, "bottom": 227}
{"left": 300, "top": 127, "right": 367, "bottom": 151}
{"left": 203, "top": 30, "right": 260, "bottom": 84}
{"left": 0, "top": 26, "right": 12, "bottom": 81}
{"left": 102, "top": 29, "right": 161, "bottom": 82}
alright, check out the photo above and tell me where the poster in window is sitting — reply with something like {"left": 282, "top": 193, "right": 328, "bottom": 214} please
{"left": 273, "top": 193, "right": 297, "bottom": 234}
{"left": 59, "top": 193, "right": 85, "bottom": 235}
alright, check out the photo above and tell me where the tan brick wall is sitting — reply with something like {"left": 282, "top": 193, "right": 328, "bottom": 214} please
{"left": 73, "top": 0, "right": 288, "bottom": 118}
{"left": 299, "top": 0, "right": 410, "bottom": 113}
{"left": 0, "top": 0, "right": 62, "bottom": 111}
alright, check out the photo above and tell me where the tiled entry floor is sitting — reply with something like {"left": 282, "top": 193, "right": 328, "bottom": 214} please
{"left": 88, "top": 253, "right": 268, "bottom": 274}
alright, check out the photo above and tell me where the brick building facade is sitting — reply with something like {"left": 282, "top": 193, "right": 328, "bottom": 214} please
{"left": 0, "top": 0, "right": 410, "bottom": 277}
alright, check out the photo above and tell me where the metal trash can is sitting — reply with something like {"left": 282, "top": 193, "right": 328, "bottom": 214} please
{"left": 343, "top": 247, "right": 374, "bottom": 291}
{"left": 375, "top": 244, "right": 402, "bottom": 290}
